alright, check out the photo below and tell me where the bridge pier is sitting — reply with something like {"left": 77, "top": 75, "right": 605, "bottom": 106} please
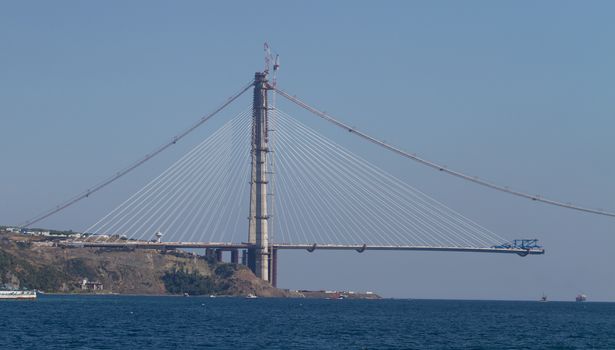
{"left": 247, "top": 248, "right": 256, "bottom": 272}
{"left": 241, "top": 249, "right": 247, "bottom": 266}
{"left": 231, "top": 249, "right": 239, "bottom": 264}
{"left": 215, "top": 249, "right": 223, "bottom": 263}
{"left": 269, "top": 248, "right": 278, "bottom": 288}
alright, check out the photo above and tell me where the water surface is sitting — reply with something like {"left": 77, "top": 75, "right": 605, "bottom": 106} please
{"left": 1, "top": 295, "right": 614, "bottom": 349}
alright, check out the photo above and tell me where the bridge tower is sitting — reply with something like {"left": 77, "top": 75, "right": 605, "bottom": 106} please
{"left": 247, "top": 72, "right": 270, "bottom": 281}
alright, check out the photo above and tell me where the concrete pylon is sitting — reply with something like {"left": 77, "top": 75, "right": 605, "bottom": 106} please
{"left": 247, "top": 72, "right": 270, "bottom": 281}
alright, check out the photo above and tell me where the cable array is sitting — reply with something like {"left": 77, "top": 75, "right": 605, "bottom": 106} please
{"left": 275, "top": 87, "right": 615, "bottom": 219}
{"left": 19, "top": 80, "right": 254, "bottom": 228}
{"left": 271, "top": 109, "right": 508, "bottom": 248}
{"left": 84, "top": 106, "right": 509, "bottom": 249}
{"left": 84, "top": 109, "right": 252, "bottom": 243}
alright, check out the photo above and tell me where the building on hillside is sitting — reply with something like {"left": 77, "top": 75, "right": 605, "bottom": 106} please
{"left": 81, "top": 278, "right": 104, "bottom": 291}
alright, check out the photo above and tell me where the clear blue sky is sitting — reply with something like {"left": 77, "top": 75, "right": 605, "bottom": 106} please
{"left": 1, "top": 1, "right": 614, "bottom": 300}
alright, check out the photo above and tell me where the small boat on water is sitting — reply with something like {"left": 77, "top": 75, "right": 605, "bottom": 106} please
{"left": 0, "top": 290, "right": 37, "bottom": 300}
{"left": 539, "top": 294, "right": 548, "bottom": 302}
{"left": 576, "top": 294, "right": 587, "bottom": 302}
{"left": 245, "top": 293, "right": 258, "bottom": 299}
{"left": 325, "top": 292, "right": 345, "bottom": 300}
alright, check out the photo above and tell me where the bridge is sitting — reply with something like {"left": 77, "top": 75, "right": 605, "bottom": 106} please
{"left": 37, "top": 49, "right": 615, "bottom": 287}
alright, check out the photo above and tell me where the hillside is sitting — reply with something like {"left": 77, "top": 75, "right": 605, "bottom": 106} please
{"left": 0, "top": 232, "right": 292, "bottom": 297}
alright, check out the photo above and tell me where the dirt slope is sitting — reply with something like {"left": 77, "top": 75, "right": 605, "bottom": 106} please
{"left": 0, "top": 233, "right": 291, "bottom": 297}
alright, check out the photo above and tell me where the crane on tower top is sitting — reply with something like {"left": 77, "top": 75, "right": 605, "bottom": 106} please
{"left": 263, "top": 42, "right": 280, "bottom": 88}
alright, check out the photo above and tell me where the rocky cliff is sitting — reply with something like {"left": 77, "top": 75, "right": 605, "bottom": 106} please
{"left": 0, "top": 232, "right": 291, "bottom": 297}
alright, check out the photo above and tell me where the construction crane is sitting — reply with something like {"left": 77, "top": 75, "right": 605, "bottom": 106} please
{"left": 263, "top": 42, "right": 280, "bottom": 88}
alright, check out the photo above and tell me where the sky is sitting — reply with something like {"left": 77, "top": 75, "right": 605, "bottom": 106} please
{"left": 1, "top": 1, "right": 614, "bottom": 300}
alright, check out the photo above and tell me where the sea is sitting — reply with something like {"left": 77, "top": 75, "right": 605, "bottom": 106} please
{"left": 1, "top": 296, "right": 614, "bottom": 349}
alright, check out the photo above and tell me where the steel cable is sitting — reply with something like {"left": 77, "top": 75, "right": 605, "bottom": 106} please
{"left": 275, "top": 87, "right": 615, "bottom": 219}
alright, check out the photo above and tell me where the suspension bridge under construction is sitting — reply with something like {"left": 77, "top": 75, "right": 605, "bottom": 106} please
{"left": 37, "top": 51, "right": 615, "bottom": 286}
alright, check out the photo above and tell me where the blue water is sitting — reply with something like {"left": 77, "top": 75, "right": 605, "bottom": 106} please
{"left": 1, "top": 296, "right": 615, "bottom": 349}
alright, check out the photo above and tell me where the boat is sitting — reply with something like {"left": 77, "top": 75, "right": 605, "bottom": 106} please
{"left": 539, "top": 294, "right": 548, "bottom": 302}
{"left": 245, "top": 293, "right": 258, "bottom": 299}
{"left": 576, "top": 294, "right": 587, "bottom": 302}
{"left": 0, "top": 290, "right": 37, "bottom": 300}
{"left": 326, "top": 292, "right": 345, "bottom": 300}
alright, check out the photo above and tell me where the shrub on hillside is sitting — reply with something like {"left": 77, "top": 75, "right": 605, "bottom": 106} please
{"left": 161, "top": 268, "right": 215, "bottom": 295}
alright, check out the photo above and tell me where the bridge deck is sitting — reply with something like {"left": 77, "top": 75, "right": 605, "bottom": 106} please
{"left": 61, "top": 241, "right": 544, "bottom": 256}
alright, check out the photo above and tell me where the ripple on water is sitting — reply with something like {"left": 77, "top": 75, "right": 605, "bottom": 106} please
{"left": 1, "top": 297, "right": 615, "bottom": 349}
